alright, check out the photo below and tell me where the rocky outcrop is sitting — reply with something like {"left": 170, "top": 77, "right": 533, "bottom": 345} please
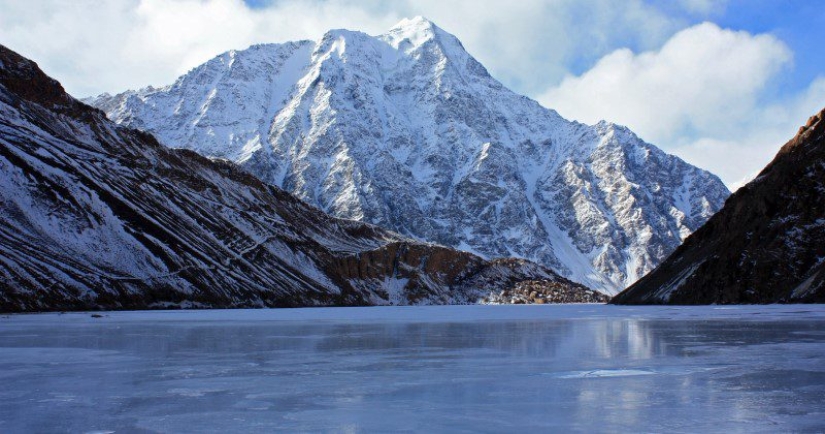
{"left": 0, "top": 44, "right": 596, "bottom": 312}
{"left": 482, "top": 279, "right": 609, "bottom": 304}
{"left": 88, "top": 17, "right": 729, "bottom": 294}
{"left": 611, "top": 108, "right": 825, "bottom": 304}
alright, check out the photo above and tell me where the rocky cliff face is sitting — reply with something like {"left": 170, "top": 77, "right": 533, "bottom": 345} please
{"left": 88, "top": 17, "right": 730, "bottom": 294}
{"left": 0, "top": 44, "right": 595, "bottom": 312}
{"left": 612, "top": 108, "right": 825, "bottom": 304}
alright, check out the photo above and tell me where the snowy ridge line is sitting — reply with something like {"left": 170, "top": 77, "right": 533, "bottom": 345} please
{"left": 0, "top": 43, "right": 599, "bottom": 312}
{"left": 90, "top": 17, "right": 730, "bottom": 294}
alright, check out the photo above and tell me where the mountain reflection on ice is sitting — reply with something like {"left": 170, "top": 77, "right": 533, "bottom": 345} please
{"left": 0, "top": 305, "right": 823, "bottom": 433}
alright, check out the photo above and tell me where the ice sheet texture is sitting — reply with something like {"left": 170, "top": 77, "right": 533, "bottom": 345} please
{"left": 1, "top": 304, "right": 824, "bottom": 433}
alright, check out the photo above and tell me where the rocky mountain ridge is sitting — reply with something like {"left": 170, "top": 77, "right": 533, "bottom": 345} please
{"left": 89, "top": 17, "right": 730, "bottom": 294}
{"left": 0, "top": 43, "right": 599, "bottom": 312}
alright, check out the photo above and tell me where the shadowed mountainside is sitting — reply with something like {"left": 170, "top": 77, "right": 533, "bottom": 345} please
{"left": 612, "top": 108, "right": 825, "bottom": 304}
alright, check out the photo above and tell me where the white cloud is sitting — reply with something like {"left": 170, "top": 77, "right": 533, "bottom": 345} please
{"left": 540, "top": 22, "right": 825, "bottom": 188}
{"left": 542, "top": 23, "right": 792, "bottom": 143}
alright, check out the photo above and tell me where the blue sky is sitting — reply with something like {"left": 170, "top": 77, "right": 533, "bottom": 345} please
{"left": 0, "top": 0, "right": 822, "bottom": 187}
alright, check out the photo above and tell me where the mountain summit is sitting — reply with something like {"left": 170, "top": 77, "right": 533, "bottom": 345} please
{"left": 89, "top": 18, "right": 730, "bottom": 294}
{"left": 0, "top": 43, "right": 605, "bottom": 312}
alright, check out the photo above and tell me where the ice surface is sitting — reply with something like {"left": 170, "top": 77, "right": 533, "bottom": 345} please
{"left": 1, "top": 305, "right": 824, "bottom": 433}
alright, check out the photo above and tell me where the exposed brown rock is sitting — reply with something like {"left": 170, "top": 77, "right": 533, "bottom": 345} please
{"left": 482, "top": 278, "right": 609, "bottom": 304}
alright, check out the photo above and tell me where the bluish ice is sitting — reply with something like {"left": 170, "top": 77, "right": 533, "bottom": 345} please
{"left": 1, "top": 305, "right": 824, "bottom": 433}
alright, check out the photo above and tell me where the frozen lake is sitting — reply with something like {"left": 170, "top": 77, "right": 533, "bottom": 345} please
{"left": 1, "top": 305, "right": 824, "bottom": 433}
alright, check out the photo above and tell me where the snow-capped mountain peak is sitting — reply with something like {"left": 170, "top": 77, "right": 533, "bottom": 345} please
{"left": 384, "top": 16, "right": 450, "bottom": 51}
{"left": 0, "top": 42, "right": 603, "bottom": 311}
{"left": 88, "top": 18, "right": 730, "bottom": 294}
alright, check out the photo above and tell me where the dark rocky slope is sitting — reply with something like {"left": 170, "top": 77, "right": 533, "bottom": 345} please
{"left": 612, "top": 108, "right": 825, "bottom": 304}
{"left": 0, "top": 44, "right": 598, "bottom": 312}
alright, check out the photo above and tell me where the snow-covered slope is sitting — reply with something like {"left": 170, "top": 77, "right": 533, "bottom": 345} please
{"left": 612, "top": 108, "right": 825, "bottom": 304}
{"left": 90, "top": 17, "right": 730, "bottom": 294}
{"left": 0, "top": 43, "right": 602, "bottom": 312}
